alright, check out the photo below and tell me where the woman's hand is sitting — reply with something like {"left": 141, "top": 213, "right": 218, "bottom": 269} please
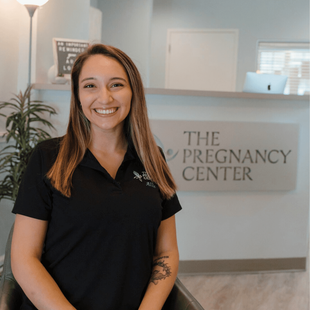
{"left": 11, "top": 214, "right": 76, "bottom": 310}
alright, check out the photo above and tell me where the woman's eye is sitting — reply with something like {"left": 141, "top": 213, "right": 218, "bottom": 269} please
{"left": 111, "top": 83, "right": 123, "bottom": 88}
{"left": 84, "top": 84, "right": 95, "bottom": 88}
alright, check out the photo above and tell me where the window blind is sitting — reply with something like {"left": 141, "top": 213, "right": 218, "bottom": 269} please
{"left": 257, "top": 42, "right": 310, "bottom": 95}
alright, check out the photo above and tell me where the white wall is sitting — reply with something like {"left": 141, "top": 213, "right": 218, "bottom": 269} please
{"left": 0, "top": 0, "right": 308, "bottom": 263}
{"left": 90, "top": 0, "right": 98, "bottom": 7}
{"left": 24, "top": 90, "right": 310, "bottom": 261}
{"left": 0, "top": 0, "right": 30, "bottom": 253}
{"left": 98, "top": 0, "right": 153, "bottom": 86}
{"left": 0, "top": 0, "right": 28, "bottom": 102}
{"left": 35, "top": 0, "right": 91, "bottom": 84}
{"left": 146, "top": 93, "right": 309, "bottom": 260}
{"left": 0, "top": 0, "right": 93, "bottom": 255}
{"left": 150, "top": 0, "right": 310, "bottom": 91}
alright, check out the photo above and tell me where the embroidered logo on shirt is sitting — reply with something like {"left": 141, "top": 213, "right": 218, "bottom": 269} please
{"left": 146, "top": 181, "right": 156, "bottom": 188}
{"left": 133, "top": 171, "right": 143, "bottom": 182}
{"left": 133, "top": 171, "right": 156, "bottom": 188}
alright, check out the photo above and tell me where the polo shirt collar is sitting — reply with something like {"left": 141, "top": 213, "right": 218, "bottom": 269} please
{"left": 79, "top": 139, "right": 137, "bottom": 173}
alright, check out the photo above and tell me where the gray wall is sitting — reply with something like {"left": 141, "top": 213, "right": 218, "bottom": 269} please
{"left": 150, "top": 0, "right": 310, "bottom": 90}
{"left": 98, "top": 0, "right": 153, "bottom": 85}
{"left": 0, "top": 1, "right": 24, "bottom": 102}
{"left": 0, "top": 0, "right": 91, "bottom": 254}
{"left": 0, "top": 0, "right": 29, "bottom": 254}
{"left": 18, "top": 88, "right": 309, "bottom": 262}
{"left": 90, "top": 0, "right": 98, "bottom": 7}
{"left": 0, "top": 0, "right": 309, "bottom": 262}
{"left": 35, "top": 0, "right": 91, "bottom": 84}
{"left": 146, "top": 92, "right": 308, "bottom": 260}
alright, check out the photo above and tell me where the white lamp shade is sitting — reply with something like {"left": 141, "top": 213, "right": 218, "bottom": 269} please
{"left": 16, "top": 0, "right": 49, "bottom": 6}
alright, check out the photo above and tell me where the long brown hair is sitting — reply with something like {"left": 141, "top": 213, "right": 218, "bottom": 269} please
{"left": 47, "top": 44, "right": 177, "bottom": 199}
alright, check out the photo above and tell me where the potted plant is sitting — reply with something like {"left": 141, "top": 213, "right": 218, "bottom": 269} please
{"left": 0, "top": 85, "right": 57, "bottom": 202}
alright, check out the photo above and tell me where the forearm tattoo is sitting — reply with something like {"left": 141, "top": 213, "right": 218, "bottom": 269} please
{"left": 150, "top": 256, "right": 172, "bottom": 285}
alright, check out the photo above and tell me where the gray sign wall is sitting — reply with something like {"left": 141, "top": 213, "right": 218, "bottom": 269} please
{"left": 151, "top": 120, "right": 299, "bottom": 191}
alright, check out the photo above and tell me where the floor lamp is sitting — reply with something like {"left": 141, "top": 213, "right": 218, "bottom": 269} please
{"left": 16, "top": 0, "right": 50, "bottom": 86}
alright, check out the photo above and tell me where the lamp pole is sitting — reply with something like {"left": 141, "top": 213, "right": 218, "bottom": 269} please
{"left": 16, "top": 0, "right": 50, "bottom": 86}
{"left": 25, "top": 5, "right": 38, "bottom": 86}
{"left": 16, "top": 0, "right": 50, "bottom": 133}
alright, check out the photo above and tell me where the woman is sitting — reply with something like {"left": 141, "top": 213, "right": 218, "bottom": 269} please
{"left": 11, "top": 44, "right": 182, "bottom": 310}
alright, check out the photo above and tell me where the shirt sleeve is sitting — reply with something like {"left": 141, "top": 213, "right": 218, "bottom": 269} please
{"left": 12, "top": 143, "right": 53, "bottom": 220}
{"left": 161, "top": 193, "right": 182, "bottom": 220}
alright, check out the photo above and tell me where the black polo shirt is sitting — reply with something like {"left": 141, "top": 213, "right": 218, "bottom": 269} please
{"left": 12, "top": 137, "right": 182, "bottom": 310}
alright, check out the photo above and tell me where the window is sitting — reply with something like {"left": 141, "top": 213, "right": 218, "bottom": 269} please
{"left": 257, "top": 42, "right": 310, "bottom": 95}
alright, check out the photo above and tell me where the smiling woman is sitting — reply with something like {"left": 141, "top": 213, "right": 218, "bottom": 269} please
{"left": 78, "top": 54, "right": 132, "bottom": 137}
{"left": 10, "top": 44, "right": 182, "bottom": 310}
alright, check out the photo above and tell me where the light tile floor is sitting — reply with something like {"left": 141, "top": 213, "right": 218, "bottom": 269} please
{"left": 178, "top": 206, "right": 310, "bottom": 310}
{"left": 179, "top": 271, "right": 309, "bottom": 310}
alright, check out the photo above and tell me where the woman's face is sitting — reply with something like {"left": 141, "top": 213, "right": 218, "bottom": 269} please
{"left": 78, "top": 54, "right": 132, "bottom": 136}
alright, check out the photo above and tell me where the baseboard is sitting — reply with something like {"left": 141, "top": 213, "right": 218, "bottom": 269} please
{"left": 179, "top": 257, "right": 307, "bottom": 274}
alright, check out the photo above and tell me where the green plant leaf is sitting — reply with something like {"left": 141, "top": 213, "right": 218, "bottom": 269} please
{"left": 0, "top": 85, "right": 57, "bottom": 202}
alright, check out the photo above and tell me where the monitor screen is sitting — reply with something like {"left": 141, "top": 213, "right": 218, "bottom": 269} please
{"left": 243, "top": 72, "right": 288, "bottom": 94}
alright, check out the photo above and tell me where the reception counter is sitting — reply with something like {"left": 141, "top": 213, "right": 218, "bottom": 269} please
{"left": 33, "top": 83, "right": 307, "bottom": 100}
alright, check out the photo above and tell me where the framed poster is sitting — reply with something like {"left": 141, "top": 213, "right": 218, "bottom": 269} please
{"left": 53, "top": 38, "right": 89, "bottom": 78}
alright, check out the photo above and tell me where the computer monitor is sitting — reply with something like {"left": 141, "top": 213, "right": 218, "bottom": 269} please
{"left": 242, "top": 72, "right": 288, "bottom": 94}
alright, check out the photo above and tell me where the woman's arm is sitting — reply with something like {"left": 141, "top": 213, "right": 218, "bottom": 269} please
{"left": 11, "top": 214, "right": 76, "bottom": 310}
{"left": 138, "top": 215, "right": 179, "bottom": 310}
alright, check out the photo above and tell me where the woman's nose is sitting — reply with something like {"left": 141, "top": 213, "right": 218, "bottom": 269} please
{"left": 97, "top": 87, "right": 113, "bottom": 104}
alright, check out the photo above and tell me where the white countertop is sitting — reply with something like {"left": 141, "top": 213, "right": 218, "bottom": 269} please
{"left": 33, "top": 83, "right": 309, "bottom": 101}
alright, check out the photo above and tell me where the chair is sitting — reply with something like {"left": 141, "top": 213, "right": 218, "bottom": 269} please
{"left": 162, "top": 278, "right": 204, "bottom": 310}
{"left": 0, "top": 225, "right": 204, "bottom": 310}
{"left": 0, "top": 225, "right": 23, "bottom": 310}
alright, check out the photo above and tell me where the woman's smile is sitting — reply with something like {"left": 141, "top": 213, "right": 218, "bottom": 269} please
{"left": 94, "top": 107, "right": 119, "bottom": 115}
